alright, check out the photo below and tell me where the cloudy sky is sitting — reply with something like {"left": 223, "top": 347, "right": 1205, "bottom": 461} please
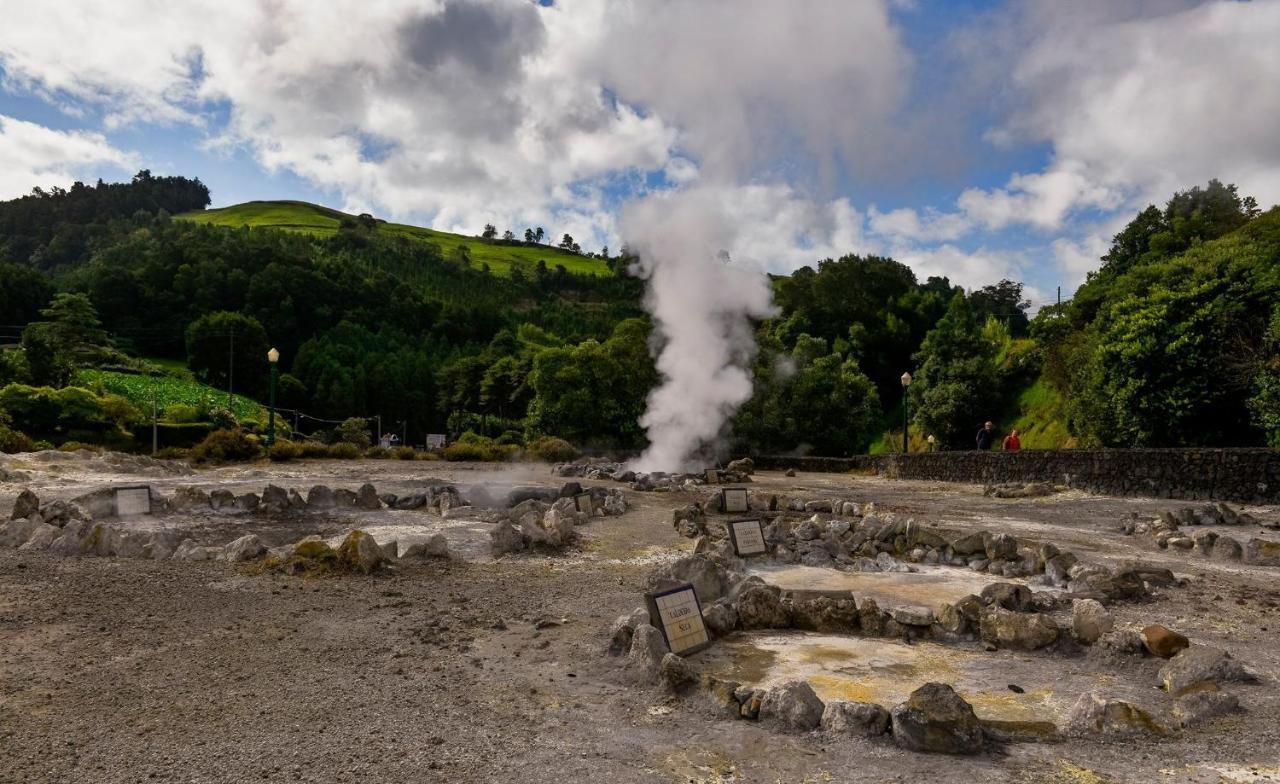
{"left": 1, "top": 0, "right": 1277, "bottom": 302}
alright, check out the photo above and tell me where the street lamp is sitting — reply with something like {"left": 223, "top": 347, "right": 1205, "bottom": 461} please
{"left": 900, "top": 371, "right": 912, "bottom": 453}
{"left": 927, "top": 434, "right": 936, "bottom": 452}
{"left": 266, "top": 347, "right": 280, "bottom": 446}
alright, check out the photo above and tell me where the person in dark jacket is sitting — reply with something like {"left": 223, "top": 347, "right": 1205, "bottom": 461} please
{"left": 975, "top": 421, "right": 996, "bottom": 450}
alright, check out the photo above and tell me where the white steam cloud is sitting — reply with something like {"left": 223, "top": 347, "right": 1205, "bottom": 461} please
{"left": 623, "top": 188, "right": 776, "bottom": 472}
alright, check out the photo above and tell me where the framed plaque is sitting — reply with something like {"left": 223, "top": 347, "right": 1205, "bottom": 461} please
{"left": 426, "top": 433, "right": 447, "bottom": 449}
{"left": 115, "top": 485, "right": 153, "bottom": 517}
{"left": 704, "top": 468, "right": 718, "bottom": 484}
{"left": 573, "top": 492, "right": 595, "bottom": 514}
{"left": 728, "top": 517, "right": 768, "bottom": 557}
{"left": 720, "top": 487, "right": 749, "bottom": 514}
{"left": 645, "top": 583, "right": 711, "bottom": 655}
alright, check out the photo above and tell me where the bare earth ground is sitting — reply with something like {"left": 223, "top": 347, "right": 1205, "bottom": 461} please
{"left": 1, "top": 458, "right": 1279, "bottom": 784}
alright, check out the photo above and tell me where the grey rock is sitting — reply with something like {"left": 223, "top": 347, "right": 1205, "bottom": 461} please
{"left": 659, "top": 653, "right": 698, "bottom": 691}
{"left": 821, "top": 700, "right": 890, "bottom": 736}
{"left": 11, "top": 488, "right": 39, "bottom": 520}
{"left": 889, "top": 606, "right": 934, "bottom": 627}
{"left": 983, "top": 532, "right": 1018, "bottom": 560}
{"left": 648, "top": 555, "right": 727, "bottom": 603}
{"left": 702, "top": 600, "right": 740, "bottom": 636}
{"left": 1171, "top": 685, "right": 1240, "bottom": 727}
{"left": 401, "top": 534, "right": 449, "bottom": 559}
{"left": 17, "top": 522, "right": 59, "bottom": 550}
{"left": 1159, "top": 646, "right": 1257, "bottom": 693}
{"left": 1245, "top": 538, "right": 1280, "bottom": 566}
{"left": 333, "top": 488, "right": 357, "bottom": 507}
{"left": 979, "top": 607, "right": 1059, "bottom": 650}
{"left": 170, "top": 485, "right": 211, "bottom": 511}
{"left": 1064, "top": 692, "right": 1165, "bottom": 737}
{"left": 890, "top": 683, "right": 984, "bottom": 754}
{"left": 355, "top": 483, "right": 382, "bottom": 510}
{"left": 260, "top": 484, "right": 290, "bottom": 514}
{"left": 306, "top": 485, "right": 335, "bottom": 509}
{"left": 1071, "top": 599, "right": 1113, "bottom": 645}
{"left": 0, "top": 516, "right": 45, "bottom": 547}
{"left": 627, "top": 623, "right": 667, "bottom": 675}
{"left": 734, "top": 584, "right": 790, "bottom": 629}
{"left": 759, "top": 680, "right": 824, "bottom": 731}
{"left": 393, "top": 493, "right": 428, "bottom": 510}
{"left": 1212, "top": 536, "right": 1243, "bottom": 561}
{"left": 608, "top": 608, "right": 650, "bottom": 654}
{"left": 979, "top": 582, "right": 1033, "bottom": 611}
{"left": 790, "top": 597, "right": 858, "bottom": 632}
{"left": 224, "top": 534, "right": 267, "bottom": 562}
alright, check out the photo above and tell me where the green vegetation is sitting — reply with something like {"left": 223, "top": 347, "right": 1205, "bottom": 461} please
{"left": 177, "top": 200, "right": 609, "bottom": 278}
{"left": 72, "top": 368, "right": 264, "bottom": 423}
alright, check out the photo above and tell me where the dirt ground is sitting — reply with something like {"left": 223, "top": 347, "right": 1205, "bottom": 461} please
{"left": 2, "top": 457, "right": 1279, "bottom": 784}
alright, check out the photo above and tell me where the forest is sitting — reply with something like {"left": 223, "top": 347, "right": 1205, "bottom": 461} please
{"left": 0, "top": 171, "right": 1277, "bottom": 455}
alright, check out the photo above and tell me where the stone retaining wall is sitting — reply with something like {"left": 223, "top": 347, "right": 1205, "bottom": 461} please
{"left": 752, "top": 449, "right": 1280, "bottom": 503}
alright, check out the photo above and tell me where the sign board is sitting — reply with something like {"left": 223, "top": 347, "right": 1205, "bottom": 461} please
{"left": 704, "top": 468, "right": 718, "bottom": 484}
{"left": 426, "top": 433, "right": 447, "bottom": 449}
{"left": 573, "top": 492, "right": 595, "bottom": 514}
{"left": 720, "top": 487, "right": 749, "bottom": 514}
{"left": 114, "top": 485, "right": 152, "bottom": 517}
{"left": 728, "top": 517, "right": 768, "bottom": 557}
{"left": 645, "top": 583, "right": 711, "bottom": 655}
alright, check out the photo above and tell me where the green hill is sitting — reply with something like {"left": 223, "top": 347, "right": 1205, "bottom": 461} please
{"left": 176, "top": 200, "right": 608, "bottom": 278}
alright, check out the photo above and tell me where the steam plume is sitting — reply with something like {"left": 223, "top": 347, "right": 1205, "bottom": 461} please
{"left": 623, "top": 188, "right": 776, "bottom": 472}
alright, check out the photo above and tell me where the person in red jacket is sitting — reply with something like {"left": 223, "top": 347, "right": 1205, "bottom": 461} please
{"left": 1002, "top": 429, "right": 1021, "bottom": 451}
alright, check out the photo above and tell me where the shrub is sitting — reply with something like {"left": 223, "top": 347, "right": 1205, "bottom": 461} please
{"left": 495, "top": 430, "right": 524, "bottom": 447}
{"left": 335, "top": 417, "right": 371, "bottom": 449}
{"left": 528, "top": 435, "right": 578, "bottom": 463}
{"left": 328, "top": 442, "right": 361, "bottom": 459}
{"left": 190, "top": 428, "right": 261, "bottom": 463}
{"left": 0, "top": 383, "right": 142, "bottom": 439}
{"left": 268, "top": 440, "right": 305, "bottom": 461}
{"left": 392, "top": 446, "right": 417, "bottom": 460}
{"left": 155, "top": 446, "right": 190, "bottom": 460}
{"left": 364, "top": 446, "right": 389, "bottom": 459}
{"left": 164, "top": 403, "right": 201, "bottom": 424}
{"left": 0, "top": 408, "right": 36, "bottom": 453}
{"left": 442, "top": 441, "right": 489, "bottom": 462}
{"left": 299, "top": 441, "right": 331, "bottom": 459}
{"left": 205, "top": 406, "right": 238, "bottom": 430}
{"left": 57, "top": 441, "right": 101, "bottom": 453}
{"left": 415, "top": 451, "right": 442, "bottom": 461}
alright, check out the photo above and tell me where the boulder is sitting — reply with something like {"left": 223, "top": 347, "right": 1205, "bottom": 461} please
{"left": 602, "top": 490, "right": 627, "bottom": 516}
{"left": 888, "top": 606, "right": 934, "bottom": 627}
{"left": 333, "top": 489, "right": 357, "bottom": 507}
{"left": 607, "top": 607, "right": 650, "bottom": 654}
{"left": 790, "top": 597, "right": 858, "bottom": 632}
{"left": 10, "top": 489, "right": 39, "bottom": 520}
{"left": 1064, "top": 692, "right": 1165, "bottom": 737}
{"left": 393, "top": 493, "right": 428, "bottom": 510}
{"left": 983, "top": 532, "right": 1018, "bottom": 560}
{"left": 950, "top": 531, "right": 987, "bottom": 556}
{"left": 701, "top": 600, "right": 739, "bottom": 636}
{"left": 821, "top": 700, "right": 890, "bottom": 737}
{"left": 890, "top": 683, "right": 984, "bottom": 754}
{"left": 0, "top": 516, "right": 45, "bottom": 548}
{"left": 1071, "top": 599, "right": 1114, "bottom": 645}
{"left": 627, "top": 623, "right": 667, "bottom": 675}
{"left": 306, "top": 485, "right": 335, "bottom": 509}
{"left": 1245, "top": 538, "right": 1280, "bottom": 566}
{"left": 355, "top": 483, "right": 382, "bottom": 510}
{"left": 979, "top": 582, "right": 1033, "bottom": 612}
{"left": 698, "top": 675, "right": 744, "bottom": 719}
{"left": 784, "top": 468, "right": 796, "bottom": 477}
{"left": 1212, "top": 536, "right": 1244, "bottom": 561}
{"left": 335, "top": 530, "right": 384, "bottom": 573}
{"left": 1098, "top": 628, "right": 1146, "bottom": 655}
{"left": 648, "top": 555, "right": 727, "bottom": 603}
{"left": 260, "top": 484, "right": 290, "bottom": 514}
{"left": 758, "top": 680, "right": 824, "bottom": 731}
{"left": 1140, "top": 625, "right": 1189, "bottom": 658}
{"left": 173, "top": 538, "right": 220, "bottom": 561}
{"left": 170, "top": 486, "right": 211, "bottom": 511}
{"left": 858, "top": 597, "right": 886, "bottom": 635}
{"left": 401, "top": 534, "right": 450, "bottom": 559}
{"left": 979, "top": 607, "right": 1059, "bottom": 650}
{"left": 17, "top": 522, "right": 59, "bottom": 550}
{"left": 1159, "top": 646, "right": 1257, "bottom": 693}
{"left": 287, "top": 489, "right": 307, "bottom": 509}
{"left": 1171, "top": 683, "right": 1241, "bottom": 727}
{"left": 659, "top": 653, "right": 698, "bottom": 691}
{"left": 379, "top": 540, "right": 399, "bottom": 560}
{"left": 726, "top": 458, "right": 754, "bottom": 475}
{"left": 224, "top": 534, "right": 267, "bottom": 562}
{"left": 734, "top": 585, "right": 790, "bottom": 629}
{"left": 209, "top": 489, "right": 237, "bottom": 511}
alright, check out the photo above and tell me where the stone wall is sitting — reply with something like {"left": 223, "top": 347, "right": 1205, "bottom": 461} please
{"left": 752, "top": 449, "right": 1280, "bottom": 503}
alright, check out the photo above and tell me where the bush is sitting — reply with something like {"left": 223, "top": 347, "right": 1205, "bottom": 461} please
{"left": 205, "top": 406, "right": 238, "bottom": 430}
{"left": 328, "top": 442, "right": 361, "bottom": 459}
{"left": 364, "top": 446, "right": 389, "bottom": 459}
{"left": 442, "top": 441, "right": 489, "bottom": 461}
{"left": 0, "top": 383, "right": 143, "bottom": 440}
{"left": 164, "top": 403, "right": 201, "bottom": 424}
{"left": 392, "top": 446, "right": 417, "bottom": 460}
{"left": 442, "top": 434, "right": 518, "bottom": 462}
{"left": 415, "top": 451, "right": 442, "bottom": 461}
{"left": 190, "top": 428, "right": 261, "bottom": 463}
{"left": 299, "top": 441, "right": 331, "bottom": 459}
{"left": 335, "top": 417, "right": 371, "bottom": 449}
{"left": 527, "top": 435, "right": 578, "bottom": 462}
{"left": 268, "top": 440, "right": 305, "bottom": 461}
{"left": 57, "top": 441, "right": 101, "bottom": 453}
{"left": 155, "top": 446, "right": 190, "bottom": 460}
{"left": 0, "top": 408, "right": 36, "bottom": 453}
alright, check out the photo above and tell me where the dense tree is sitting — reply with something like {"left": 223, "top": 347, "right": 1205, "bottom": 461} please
{"left": 185, "top": 311, "right": 271, "bottom": 400}
{"left": 482, "top": 224, "right": 497, "bottom": 239}
{"left": 908, "top": 293, "right": 1002, "bottom": 448}
{"left": 0, "top": 262, "right": 55, "bottom": 328}
{"left": 968, "top": 280, "right": 1031, "bottom": 337}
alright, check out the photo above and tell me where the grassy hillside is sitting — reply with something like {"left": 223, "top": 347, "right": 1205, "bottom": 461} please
{"left": 73, "top": 368, "right": 264, "bottom": 423}
{"left": 176, "top": 200, "right": 609, "bottom": 278}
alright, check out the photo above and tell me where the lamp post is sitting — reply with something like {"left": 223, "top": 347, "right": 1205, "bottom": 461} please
{"left": 900, "top": 371, "right": 912, "bottom": 453}
{"left": 927, "top": 434, "right": 936, "bottom": 453}
{"left": 266, "top": 347, "right": 280, "bottom": 446}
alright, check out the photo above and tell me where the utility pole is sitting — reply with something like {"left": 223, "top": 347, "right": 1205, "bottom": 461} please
{"left": 375, "top": 415, "right": 382, "bottom": 446}
{"left": 227, "top": 324, "right": 235, "bottom": 410}
{"left": 152, "top": 383, "right": 158, "bottom": 456}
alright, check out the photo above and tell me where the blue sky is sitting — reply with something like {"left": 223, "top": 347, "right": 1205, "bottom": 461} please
{"left": 1, "top": 0, "right": 1277, "bottom": 305}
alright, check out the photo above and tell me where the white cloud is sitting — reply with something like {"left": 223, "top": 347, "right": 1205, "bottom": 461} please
{"left": 0, "top": 115, "right": 138, "bottom": 200}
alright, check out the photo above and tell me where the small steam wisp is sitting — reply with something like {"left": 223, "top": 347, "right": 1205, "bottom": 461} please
{"left": 623, "top": 189, "right": 776, "bottom": 472}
